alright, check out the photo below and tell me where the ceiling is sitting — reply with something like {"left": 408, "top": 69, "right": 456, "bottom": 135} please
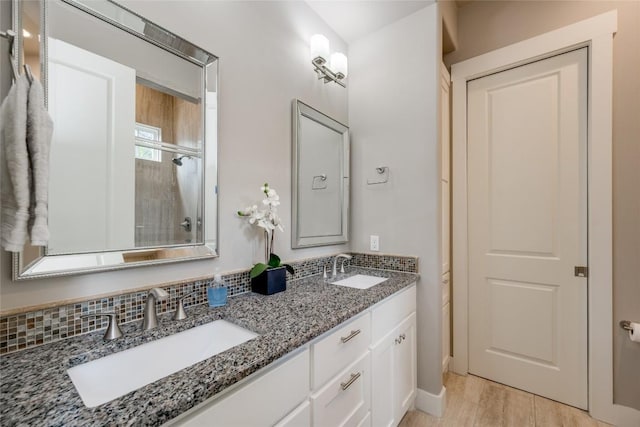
{"left": 305, "top": 0, "right": 435, "bottom": 44}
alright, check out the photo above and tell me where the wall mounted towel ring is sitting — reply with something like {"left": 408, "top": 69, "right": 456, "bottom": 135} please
{"left": 367, "top": 166, "right": 389, "bottom": 185}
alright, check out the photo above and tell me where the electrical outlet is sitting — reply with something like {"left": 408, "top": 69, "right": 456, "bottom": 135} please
{"left": 370, "top": 235, "right": 380, "bottom": 251}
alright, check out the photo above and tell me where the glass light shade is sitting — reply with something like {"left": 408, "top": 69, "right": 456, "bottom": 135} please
{"left": 310, "top": 34, "right": 330, "bottom": 61}
{"left": 330, "top": 52, "right": 348, "bottom": 77}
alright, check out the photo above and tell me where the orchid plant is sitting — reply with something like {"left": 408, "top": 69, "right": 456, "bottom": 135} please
{"left": 238, "top": 183, "right": 294, "bottom": 279}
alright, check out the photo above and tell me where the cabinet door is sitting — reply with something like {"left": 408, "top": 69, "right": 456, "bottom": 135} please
{"left": 371, "top": 331, "right": 395, "bottom": 427}
{"left": 394, "top": 313, "right": 417, "bottom": 421}
{"left": 371, "top": 312, "right": 417, "bottom": 427}
{"left": 442, "top": 302, "right": 451, "bottom": 373}
{"left": 442, "top": 180, "right": 450, "bottom": 274}
{"left": 357, "top": 412, "right": 372, "bottom": 427}
{"left": 372, "top": 285, "right": 416, "bottom": 344}
{"left": 442, "top": 272, "right": 450, "bottom": 306}
{"left": 441, "top": 62, "right": 451, "bottom": 182}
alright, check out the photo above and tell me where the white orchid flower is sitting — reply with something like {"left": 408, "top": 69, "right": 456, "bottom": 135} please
{"left": 263, "top": 189, "right": 280, "bottom": 207}
{"left": 238, "top": 183, "right": 286, "bottom": 264}
{"left": 240, "top": 205, "right": 255, "bottom": 216}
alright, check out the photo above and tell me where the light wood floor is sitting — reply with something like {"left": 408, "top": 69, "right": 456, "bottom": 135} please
{"left": 399, "top": 372, "right": 612, "bottom": 427}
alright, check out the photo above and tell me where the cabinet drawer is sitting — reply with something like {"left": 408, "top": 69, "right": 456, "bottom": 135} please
{"left": 311, "top": 352, "right": 371, "bottom": 427}
{"left": 274, "top": 400, "right": 310, "bottom": 427}
{"left": 372, "top": 284, "right": 416, "bottom": 344}
{"left": 356, "top": 411, "right": 371, "bottom": 427}
{"left": 312, "top": 313, "right": 371, "bottom": 389}
{"left": 171, "top": 349, "right": 309, "bottom": 427}
{"left": 442, "top": 272, "right": 450, "bottom": 306}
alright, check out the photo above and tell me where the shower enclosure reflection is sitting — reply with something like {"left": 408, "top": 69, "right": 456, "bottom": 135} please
{"left": 133, "top": 83, "right": 203, "bottom": 249}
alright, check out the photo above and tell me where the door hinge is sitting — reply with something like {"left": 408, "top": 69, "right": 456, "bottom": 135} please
{"left": 574, "top": 266, "right": 589, "bottom": 278}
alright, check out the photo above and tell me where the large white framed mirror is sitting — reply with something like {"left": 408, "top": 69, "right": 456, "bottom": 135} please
{"left": 292, "top": 100, "right": 349, "bottom": 248}
{"left": 11, "top": 0, "right": 218, "bottom": 279}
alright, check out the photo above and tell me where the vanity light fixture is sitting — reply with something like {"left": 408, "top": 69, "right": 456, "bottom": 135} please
{"left": 310, "top": 34, "right": 347, "bottom": 88}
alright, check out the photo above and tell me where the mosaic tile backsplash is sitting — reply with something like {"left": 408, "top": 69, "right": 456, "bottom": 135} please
{"left": 0, "top": 252, "right": 417, "bottom": 355}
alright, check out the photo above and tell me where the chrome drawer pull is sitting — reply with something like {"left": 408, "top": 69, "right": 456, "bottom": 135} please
{"left": 340, "top": 372, "right": 361, "bottom": 391}
{"left": 340, "top": 329, "right": 361, "bottom": 343}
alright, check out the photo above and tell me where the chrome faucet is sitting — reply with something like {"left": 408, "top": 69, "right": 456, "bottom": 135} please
{"left": 332, "top": 254, "right": 352, "bottom": 277}
{"left": 143, "top": 288, "right": 169, "bottom": 331}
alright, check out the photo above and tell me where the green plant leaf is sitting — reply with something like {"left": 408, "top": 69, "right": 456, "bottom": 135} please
{"left": 283, "top": 264, "right": 295, "bottom": 275}
{"left": 268, "top": 253, "right": 281, "bottom": 268}
{"left": 250, "top": 263, "right": 268, "bottom": 278}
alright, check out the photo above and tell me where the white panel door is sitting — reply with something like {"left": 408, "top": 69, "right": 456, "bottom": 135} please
{"left": 467, "top": 48, "right": 587, "bottom": 409}
{"left": 47, "top": 38, "right": 135, "bottom": 254}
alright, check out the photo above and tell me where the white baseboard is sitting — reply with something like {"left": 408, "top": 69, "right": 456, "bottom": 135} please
{"left": 415, "top": 386, "right": 446, "bottom": 417}
{"left": 612, "top": 404, "right": 640, "bottom": 427}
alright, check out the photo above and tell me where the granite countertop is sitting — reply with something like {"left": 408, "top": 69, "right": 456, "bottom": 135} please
{"left": 0, "top": 267, "right": 417, "bottom": 426}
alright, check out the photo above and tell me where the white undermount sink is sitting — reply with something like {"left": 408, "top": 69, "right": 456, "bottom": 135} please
{"left": 67, "top": 319, "right": 258, "bottom": 408}
{"left": 330, "top": 274, "right": 388, "bottom": 290}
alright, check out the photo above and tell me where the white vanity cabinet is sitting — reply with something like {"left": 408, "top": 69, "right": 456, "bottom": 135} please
{"left": 168, "top": 283, "right": 416, "bottom": 427}
{"left": 311, "top": 313, "right": 371, "bottom": 389}
{"left": 371, "top": 287, "right": 417, "bottom": 427}
{"left": 167, "top": 349, "right": 310, "bottom": 427}
{"left": 311, "top": 352, "right": 371, "bottom": 427}
{"left": 274, "top": 400, "right": 311, "bottom": 427}
{"left": 310, "top": 312, "right": 372, "bottom": 426}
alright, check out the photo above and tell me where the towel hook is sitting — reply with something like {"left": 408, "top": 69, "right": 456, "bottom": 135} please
{"left": 24, "top": 64, "right": 34, "bottom": 84}
{"left": 0, "top": 29, "right": 19, "bottom": 82}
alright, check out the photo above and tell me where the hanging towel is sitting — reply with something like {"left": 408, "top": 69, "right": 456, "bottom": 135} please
{"left": 1, "top": 74, "right": 31, "bottom": 252}
{"left": 26, "top": 77, "right": 53, "bottom": 246}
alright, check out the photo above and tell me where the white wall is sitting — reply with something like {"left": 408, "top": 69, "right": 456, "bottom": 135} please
{"left": 0, "top": 1, "right": 349, "bottom": 311}
{"left": 349, "top": 4, "right": 442, "bottom": 396}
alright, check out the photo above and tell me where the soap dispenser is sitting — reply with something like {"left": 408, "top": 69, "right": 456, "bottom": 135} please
{"left": 208, "top": 273, "right": 228, "bottom": 307}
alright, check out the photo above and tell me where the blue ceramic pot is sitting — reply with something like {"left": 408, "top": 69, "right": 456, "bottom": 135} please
{"left": 251, "top": 266, "right": 286, "bottom": 295}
